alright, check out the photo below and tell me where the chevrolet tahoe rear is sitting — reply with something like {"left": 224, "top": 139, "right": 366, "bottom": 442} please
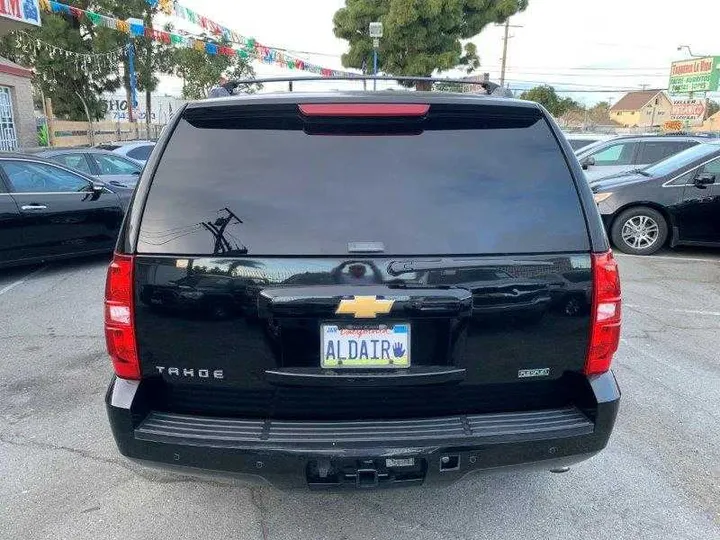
{"left": 105, "top": 91, "right": 621, "bottom": 489}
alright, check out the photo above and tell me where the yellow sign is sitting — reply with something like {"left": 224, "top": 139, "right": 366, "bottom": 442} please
{"left": 335, "top": 296, "right": 395, "bottom": 318}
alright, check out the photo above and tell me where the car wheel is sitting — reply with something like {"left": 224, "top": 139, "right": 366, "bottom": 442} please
{"left": 610, "top": 206, "right": 667, "bottom": 255}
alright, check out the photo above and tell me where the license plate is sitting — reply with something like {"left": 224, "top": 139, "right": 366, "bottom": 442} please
{"left": 321, "top": 323, "right": 410, "bottom": 368}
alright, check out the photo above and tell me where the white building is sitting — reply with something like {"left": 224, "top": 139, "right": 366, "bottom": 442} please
{"left": 102, "top": 92, "right": 186, "bottom": 125}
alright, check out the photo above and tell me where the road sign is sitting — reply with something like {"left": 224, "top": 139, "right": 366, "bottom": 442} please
{"left": 369, "top": 22, "right": 383, "bottom": 38}
{"left": 668, "top": 56, "right": 720, "bottom": 94}
{"left": 670, "top": 98, "right": 708, "bottom": 126}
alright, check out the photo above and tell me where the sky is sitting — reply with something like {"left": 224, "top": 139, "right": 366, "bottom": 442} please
{"left": 157, "top": 0, "right": 720, "bottom": 106}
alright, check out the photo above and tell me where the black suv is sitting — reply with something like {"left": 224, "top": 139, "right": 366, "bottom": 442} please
{"left": 105, "top": 88, "right": 621, "bottom": 489}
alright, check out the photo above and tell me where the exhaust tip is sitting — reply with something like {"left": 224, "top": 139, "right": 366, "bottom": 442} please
{"left": 549, "top": 467, "right": 571, "bottom": 474}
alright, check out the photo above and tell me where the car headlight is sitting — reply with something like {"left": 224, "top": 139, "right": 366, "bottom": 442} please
{"left": 593, "top": 192, "right": 613, "bottom": 204}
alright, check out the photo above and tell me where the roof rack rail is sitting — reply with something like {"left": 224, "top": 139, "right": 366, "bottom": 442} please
{"left": 227, "top": 75, "right": 511, "bottom": 96}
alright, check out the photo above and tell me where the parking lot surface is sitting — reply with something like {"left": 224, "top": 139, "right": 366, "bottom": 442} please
{"left": 1, "top": 249, "right": 718, "bottom": 540}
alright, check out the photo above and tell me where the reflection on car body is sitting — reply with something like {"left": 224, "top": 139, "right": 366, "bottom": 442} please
{"left": 545, "top": 270, "right": 592, "bottom": 317}
{"left": 136, "top": 255, "right": 577, "bottom": 330}
{"left": 426, "top": 267, "right": 551, "bottom": 323}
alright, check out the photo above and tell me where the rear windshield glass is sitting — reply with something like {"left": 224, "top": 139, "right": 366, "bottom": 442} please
{"left": 138, "top": 108, "right": 589, "bottom": 256}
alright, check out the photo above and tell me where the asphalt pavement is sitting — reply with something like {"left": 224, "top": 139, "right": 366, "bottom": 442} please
{"left": 0, "top": 249, "right": 718, "bottom": 540}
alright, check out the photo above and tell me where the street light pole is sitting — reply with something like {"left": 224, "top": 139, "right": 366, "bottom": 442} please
{"left": 126, "top": 41, "right": 138, "bottom": 125}
{"left": 369, "top": 22, "right": 383, "bottom": 91}
{"left": 677, "top": 45, "right": 708, "bottom": 58}
{"left": 373, "top": 40, "right": 378, "bottom": 90}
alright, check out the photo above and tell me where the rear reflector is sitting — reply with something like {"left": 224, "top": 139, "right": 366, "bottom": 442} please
{"left": 298, "top": 103, "right": 430, "bottom": 117}
{"left": 585, "top": 251, "right": 622, "bottom": 375}
{"left": 105, "top": 253, "right": 140, "bottom": 380}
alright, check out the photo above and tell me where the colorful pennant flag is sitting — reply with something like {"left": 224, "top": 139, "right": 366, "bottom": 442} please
{"left": 169, "top": 0, "right": 354, "bottom": 76}
{"left": 41, "top": 0, "right": 354, "bottom": 77}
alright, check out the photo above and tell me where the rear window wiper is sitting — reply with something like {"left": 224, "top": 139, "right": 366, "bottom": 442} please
{"left": 629, "top": 168, "right": 652, "bottom": 177}
{"left": 387, "top": 258, "right": 552, "bottom": 276}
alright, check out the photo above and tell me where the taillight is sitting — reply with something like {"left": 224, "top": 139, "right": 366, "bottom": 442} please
{"left": 104, "top": 253, "right": 140, "bottom": 380}
{"left": 585, "top": 251, "right": 621, "bottom": 375}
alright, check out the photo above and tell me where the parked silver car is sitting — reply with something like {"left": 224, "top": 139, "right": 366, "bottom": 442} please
{"left": 37, "top": 148, "right": 142, "bottom": 188}
{"left": 564, "top": 133, "right": 614, "bottom": 152}
{"left": 97, "top": 140, "right": 156, "bottom": 165}
{"left": 576, "top": 135, "right": 705, "bottom": 182}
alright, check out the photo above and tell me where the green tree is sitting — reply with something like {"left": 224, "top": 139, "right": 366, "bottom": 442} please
{"left": 0, "top": 8, "right": 123, "bottom": 120}
{"left": 587, "top": 101, "right": 611, "bottom": 125}
{"left": 172, "top": 42, "right": 258, "bottom": 100}
{"left": 94, "top": 0, "right": 176, "bottom": 129}
{"left": 519, "top": 85, "right": 577, "bottom": 117}
{"left": 333, "top": 0, "right": 529, "bottom": 89}
{"left": 560, "top": 97, "right": 582, "bottom": 113}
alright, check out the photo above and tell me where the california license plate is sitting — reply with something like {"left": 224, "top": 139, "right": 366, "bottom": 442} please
{"left": 321, "top": 323, "right": 411, "bottom": 368}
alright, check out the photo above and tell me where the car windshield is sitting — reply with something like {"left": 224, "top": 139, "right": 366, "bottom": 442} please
{"left": 576, "top": 139, "right": 616, "bottom": 156}
{"left": 568, "top": 139, "right": 598, "bottom": 150}
{"left": 643, "top": 144, "right": 720, "bottom": 176}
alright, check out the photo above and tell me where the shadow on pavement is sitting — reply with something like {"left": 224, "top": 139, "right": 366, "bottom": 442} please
{"left": 0, "top": 253, "right": 112, "bottom": 283}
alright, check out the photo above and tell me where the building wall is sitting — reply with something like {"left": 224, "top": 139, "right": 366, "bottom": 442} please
{"left": 697, "top": 112, "right": 720, "bottom": 131}
{"left": 638, "top": 94, "right": 672, "bottom": 127}
{"left": 610, "top": 94, "right": 673, "bottom": 128}
{"left": 610, "top": 110, "right": 640, "bottom": 127}
{"left": 0, "top": 70, "right": 35, "bottom": 149}
{"left": 102, "top": 92, "right": 186, "bottom": 125}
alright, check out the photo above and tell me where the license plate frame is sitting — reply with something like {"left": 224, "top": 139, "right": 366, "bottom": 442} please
{"left": 320, "top": 322, "right": 411, "bottom": 369}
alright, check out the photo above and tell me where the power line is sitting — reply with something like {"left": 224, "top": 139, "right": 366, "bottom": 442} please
{"left": 500, "top": 72, "right": 668, "bottom": 78}
{"left": 506, "top": 79, "right": 657, "bottom": 90}
{"left": 485, "top": 66, "right": 670, "bottom": 73}
{"left": 532, "top": 88, "right": 668, "bottom": 93}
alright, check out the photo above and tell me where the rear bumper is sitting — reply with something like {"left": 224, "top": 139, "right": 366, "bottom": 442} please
{"left": 106, "top": 372, "right": 620, "bottom": 489}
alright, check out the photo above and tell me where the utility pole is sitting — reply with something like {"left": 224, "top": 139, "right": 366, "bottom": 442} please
{"left": 199, "top": 208, "right": 245, "bottom": 255}
{"left": 498, "top": 19, "right": 523, "bottom": 88}
{"left": 650, "top": 97, "right": 658, "bottom": 129}
{"left": 500, "top": 20, "right": 510, "bottom": 87}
